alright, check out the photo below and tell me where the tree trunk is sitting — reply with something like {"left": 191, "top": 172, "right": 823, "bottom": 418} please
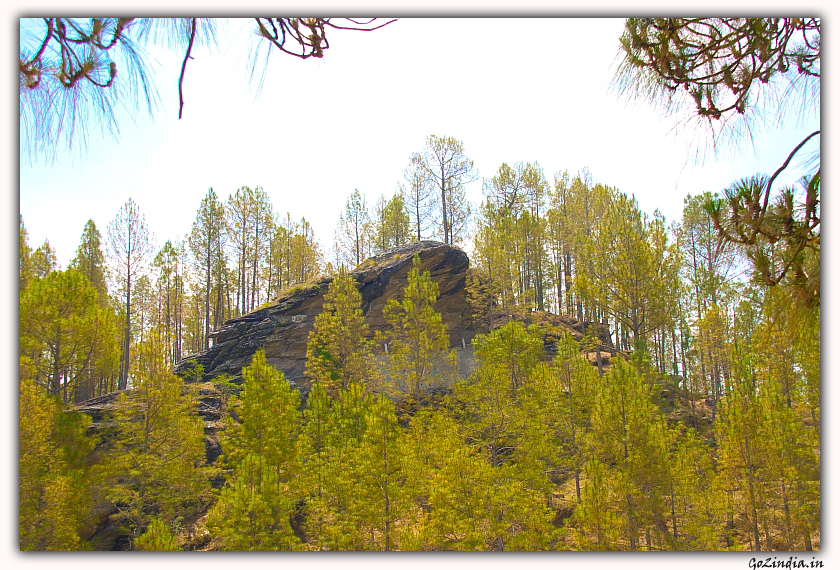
{"left": 564, "top": 251, "right": 573, "bottom": 315}
{"left": 670, "top": 481, "right": 678, "bottom": 542}
{"left": 121, "top": 273, "right": 131, "bottom": 390}
{"left": 177, "top": 278, "right": 183, "bottom": 361}
{"left": 205, "top": 251, "right": 211, "bottom": 350}
{"left": 745, "top": 439, "right": 761, "bottom": 551}
{"left": 596, "top": 345, "right": 603, "bottom": 377}
{"left": 440, "top": 165, "right": 449, "bottom": 244}
{"left": 251, "top": 221, "right": 260, "bottom": 311}
{"left": 50, "top": 339, "right": 61, "bottom": 396}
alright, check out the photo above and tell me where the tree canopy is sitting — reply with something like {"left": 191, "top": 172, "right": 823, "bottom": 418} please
{"left": 615, "top": 17, "right": 820, "bottom": 317}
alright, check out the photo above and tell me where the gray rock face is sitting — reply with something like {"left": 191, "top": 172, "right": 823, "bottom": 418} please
{"left": 175, "top": 241, "right": 479, "bottom": 390}
{"left": 174, "top": 240, "right": 615, "bottom": 392}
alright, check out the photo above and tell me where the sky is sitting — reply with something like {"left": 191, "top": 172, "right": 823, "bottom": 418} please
{"left": 6, "top": 9, "right": 835, "bottom": 568}
{"left": 18, "top": 17, "right": 820, "bottom": 270}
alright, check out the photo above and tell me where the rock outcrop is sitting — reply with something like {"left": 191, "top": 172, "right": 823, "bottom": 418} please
{"left": 175, "top": 240, "right": 614, "bottom": 391}
{"left": 175, "top": 241, "right": 478, "bottom": 390}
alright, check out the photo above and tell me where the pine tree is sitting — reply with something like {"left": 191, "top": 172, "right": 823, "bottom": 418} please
{"left": 225, "top": 186, "right": 274, "bottom": 313}
{"left": 188, "top": 188, "right": 226, "bottom": 350}
{"left": 397, "top": 407, "right": 460, "bottom": 549}
{"left": 547, "top": 169, "right": 586, "bottom": 315}
{"left": 522, "top": 162, "right": 550, "bottom": 311}
{"left": 410, "top": 135, "right": 476, "bottom": 245}
{"left": 696, "top": 303, "right": 731, "bottom": 421}
{"left": 426, "top": 443, "right": 497, "bottom": 549}
{"left": 472, "top": 203, "right": 513, "bottom": 318}
{"left": 354, "top": 394, "right": 406, "bottom": 550}
{"left": 19, "top": 374, "right": 94, "bottom": 550}
{"left": 373, "top": 194, "right": 389, "bottom": 253}
{"left": 583, "top": 358, "right": 671, "bottom": 550}
{"left": 757, "top": 378, "right": 820, "bottom": 551}
{"left": 77, "top": 299, "right": 122, "bottom": 400}
{"left": 424, "top": 430, "right": 553, "bottom": 550}
{"left": 616, "top": 18, "right": 820, "bottom": 312}
{"left": 444, "top": 321, "right": 555, "bottom": 550}
{"left": 210, "top": 349, "right": 302, "bottom": 550}
{"left": 19, "top": 269, "right": 108, "bottom": 400}
{"left": 464, "top": 267, "right": 499, "bottom": 333}
{"left": 291, "top": 216, "right": 322, "bottom": 282}
{"left": 576, "top": 189, "right": 678, "bottom": 348}
{"left": 374, "top": 191, "right": 412, "bottom": 252}
{"left": 484, "top": 162, "right": 527, "bottom": 215}
{"left": 224, "top": 349, "right": 302, "bottom": 473}
{"left": 69, "top": 219, "right": 108, "bottom": 304}
{"left": 97, "top": 326, "right": 210, "bottom": 543}
{"left": 377, "top": 254, "right": 456, "bottom": 404}
{"left": 395, "top": 406, "right": 552, "bottom": 550}
{"left": 31, "top": 239, "right": 58, "bottom": 278}
{"left": 715, "top": 353, "right": 767, "bottom": 551}
{"left": 297, "top": 381, "right": 335, "bottom": 516}
{"left": 266, "top": 211, "right": 289, "bottom": 298}
{"left": 665, "top": 428, "right": 721, "bottom": 550}
{"left": 402, "top": 158, "right": 434, "bottom": 241}
{"left": 152, "top": 240, "right": 182, "bottom": 365}
{"left": 107, "top": 197, "right": 152, "bottom": 390}
{"left": 207, "top": 453, "right": 301, "bottom": 550}
{"left": 305, "top": 267, "right": 374, "bottom": 395}
{"left": 456, "top": 321, "right": 543, "bottom": 468}
{"left": 479, "top": 161, "right": 551, "bottom": 312}
{"left": 248, "top": 187, "right": 273, "bottom": 310}
{"left": 675, "top": 192, "right": 742, "bottom": 417}
{"left": 524, "top": 332, "right": 598, "bottom": 505}
{"left": 677, "top": 193, "right": 739, "bottom": 314}
{"left": 20, "top": 215, "right": 34, "bottom": 290}
{"left": 715, "top": 336, "right": 820, "bottom": 551}
{"left": 303, "top": 382, "right": 372, "bottom": 550}
{"left": 573, "top": 457, "right": 623, "bottom": 550}
{"left": 336, "top": 189, "right": 373, "bottom": 267}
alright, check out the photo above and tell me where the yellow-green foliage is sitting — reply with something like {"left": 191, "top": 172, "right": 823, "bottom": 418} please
{"left": 96, "top": 327, "right": 211, "bottom": 543}
{"left": 209, "top": 349, "right": 303, "bottom": 550}
{"left": 224, "top": 349, "right": 301, "bottom": 471}
{"left": 305, "top": 267, "right": 374, "bottom": 395}
{"left": 377, "top": 254, "right": 456, "bottom": 401}
{"left": 249, "top": 281, "right": 323, "bottom": 314}
{"left": 281, "top": 281, "right": 320, "bottom": 299}
{"left": 19, "top": 374, "right": 94, "bottom": 550}
{"left": 134, "top": 518, "right": 181, "bottom": 551}
{"left": 715, "top": 347, "right": 820, "bottom": 552}
{"left": 19, "top": 268, "right": 112, "bottom": 399}
{"left": 208, "top": 453, "right": 301, "bottom": 551}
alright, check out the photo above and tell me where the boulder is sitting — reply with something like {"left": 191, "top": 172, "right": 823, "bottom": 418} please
{"left": 175, "top": 241, "right": 478, "bottom": 391}
{"left": 175, "top": 240, "right": 615, "bottom": 392}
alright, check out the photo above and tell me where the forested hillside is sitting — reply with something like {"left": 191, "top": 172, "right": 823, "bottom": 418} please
{"left": 19, "top": 150, "right": 820, "bottom": 550}
{"left": 20, "top": 17, "right": 819, "bottom": 552}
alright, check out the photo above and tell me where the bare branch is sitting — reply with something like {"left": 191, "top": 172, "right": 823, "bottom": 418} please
{"left": 178, "top": 18, "right": 197, "bottom": 120}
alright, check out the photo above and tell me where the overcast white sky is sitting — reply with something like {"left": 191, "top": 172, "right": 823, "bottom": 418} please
{"left": 19, "top": 17, "right": 820, "bottom": 269}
